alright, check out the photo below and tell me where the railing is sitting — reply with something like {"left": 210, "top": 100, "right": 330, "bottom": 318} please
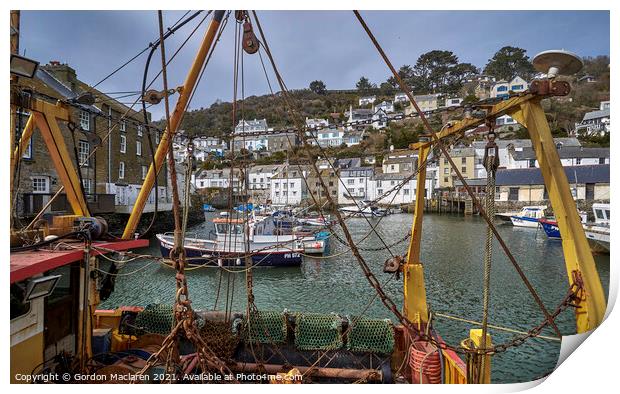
{"left": 20, "top": 193, "right": 116, "bottom": 216}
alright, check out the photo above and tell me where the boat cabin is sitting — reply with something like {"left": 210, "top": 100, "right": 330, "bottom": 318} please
{"left": 592, "top": 203, "right": 610, "bottom": 225}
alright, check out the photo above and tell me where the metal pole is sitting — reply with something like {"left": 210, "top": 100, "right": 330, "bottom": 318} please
{"left": 122, "top": 10, "right": 225, "bottom": 239}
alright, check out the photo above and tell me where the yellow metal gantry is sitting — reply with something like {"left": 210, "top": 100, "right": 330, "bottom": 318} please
{"left": 406, "top": 94, "right": 606, "bottom": 335}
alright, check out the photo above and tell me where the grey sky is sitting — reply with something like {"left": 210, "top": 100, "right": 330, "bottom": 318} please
{"left": 20, "top": 10, "right": 610, "bottom": 120}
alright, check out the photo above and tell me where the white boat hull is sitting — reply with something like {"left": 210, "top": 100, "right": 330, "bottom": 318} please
{"left": 510, "top": 216, "right": 541, "bottom": 228}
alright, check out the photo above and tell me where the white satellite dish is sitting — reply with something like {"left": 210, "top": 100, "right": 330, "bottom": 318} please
{"left": 532, "top": 50, "right": 583, "bottom": 78}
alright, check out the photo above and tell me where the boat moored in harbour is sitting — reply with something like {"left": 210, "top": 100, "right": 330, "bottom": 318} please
{"left": 509, "top": 206, "right": 547, "bottom": 228}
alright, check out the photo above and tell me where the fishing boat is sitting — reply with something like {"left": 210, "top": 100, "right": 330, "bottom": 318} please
{"left": 339, "top": 203, "right": 387, "bottom": 218}
{"left": 539, "top": 218, "right": 561, "bottom": 239}
{"left": 583, "top": 203, "right": 610, "bottom": 253}
{"left": 157, "top": 217, "right": 303, "bottom": 267}
{"left": 509, "top": 206, "right": 547, "bottom": 228}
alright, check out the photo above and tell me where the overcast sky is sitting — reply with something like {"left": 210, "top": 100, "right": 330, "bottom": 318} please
{"left": 20, "top": 10, "right": 609, "bottom": 120}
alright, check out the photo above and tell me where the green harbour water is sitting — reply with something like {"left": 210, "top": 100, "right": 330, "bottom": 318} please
{"left": 100, "top": 212, "right": 610, "bottom": 383}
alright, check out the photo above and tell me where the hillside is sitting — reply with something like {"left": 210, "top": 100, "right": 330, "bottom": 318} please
{"left": 164, "top": 55, "right": 609, "bottom": 144}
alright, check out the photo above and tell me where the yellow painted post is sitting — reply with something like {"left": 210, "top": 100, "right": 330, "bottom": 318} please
{"left": 469, "top": 329, "right": 492, "bottom": 384}
{"left": 403, "top": 143, "right": 430, "bottom": 325}
{"left": 122, "top": 11, "right": 225, "bottom": 239}
{"left": 33, "top": 105, "right": 90, "bottom": 217}
{"left": 510, "top": 101, "right": 606, "bottom": 332}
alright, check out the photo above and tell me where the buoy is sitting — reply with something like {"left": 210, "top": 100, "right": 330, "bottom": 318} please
{"left": 409, "top": 340, "right": 442, "bottom": 384}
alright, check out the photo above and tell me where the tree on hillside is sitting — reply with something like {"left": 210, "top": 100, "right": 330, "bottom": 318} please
{"left": 579, "top": 55, "right": 610, "bottom": 82}
{"left": 484, "top": 46, "right": 535, "bottom": 81}
{"left": 356, "top": 76, "right": 375, "bottom": 93}
{"left": 387, "top": 65, "right": 415, "bottom": 89}
{"left": 410, "top": 50, "right": 477, "bottom": 94}
{"left": 379, "top": 82, "right": 393, "bottom": 95}
{"left": 309, "top": 80, "right": 327, "bottom": 95}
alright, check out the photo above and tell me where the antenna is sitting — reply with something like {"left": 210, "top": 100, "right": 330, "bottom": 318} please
{"left": 532, "top": 49, "right": 583, "bottom": 79}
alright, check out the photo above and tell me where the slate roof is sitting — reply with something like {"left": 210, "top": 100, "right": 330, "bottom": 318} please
{"left": 495, "top": 165, "right": 609, "bottom": 186}
{"left": 511, "top": 147, "right": 610, "bottom": 161}
{"left": 471, "top": 137, "right": 581, "bottom": 150}
{"left": 582, "top": 108, "right": 610, "bottom": 122}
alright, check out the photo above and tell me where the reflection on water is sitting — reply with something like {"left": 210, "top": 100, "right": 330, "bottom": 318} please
{"left": 100, "top": 213, "right": 610, "bottom": 383}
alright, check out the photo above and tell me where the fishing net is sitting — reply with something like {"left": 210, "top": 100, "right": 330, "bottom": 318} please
{"left": 134, "top": 304, "right": 174, "bottom": 335}
{"left": 294, "top": 312, "right": 343, "bottom": 351}
{"left": 346, "top": 316, "right": 395, "bottom": 354}
{"left": 200, "top": 319, "right": 240, "bottom": 360}
{"left": 244, "top": 310, "right": 287, "bottom": 344}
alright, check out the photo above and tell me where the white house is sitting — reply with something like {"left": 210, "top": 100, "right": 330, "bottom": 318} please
{"left": 375, "top": 100, "right": 395, "bottom": 113}
{"left": 270, "top": 165, "right": 309, "bottom": 206}
{"left": 338, "top": 167, "right": 374, "bottom": 205}
{"left": 472, "top": 137, "right": 581, "bottom": 178}
{"left": 444, "top": 97, "right": 463, "bottom": 107}
{"left": 309, "top": 127, "right": 345, "bottom": 147}
{"left": 193, "top": 168, "right": 242, "bottom": 192}
{"left": 508, "top": 146, "right": 610, "bottom": 169}
{"left": 490, "top": 76, "right": 528, "bottom": 98}
{"left": 306, "top": 117, "right": 330, "bottom": 129}
{"left": 359, "top": 95, "right": 377, "bottom": 106}
{"left": 394, "top": 92, "right": 410, "bottom": 103}
{"left": 368, "top": 172, "right": 435, "bottom": 205}
{"left": 343, "top": 130, "right": 365, "bottom": 147}
{"left": 371, "top": 108, "right": 389, "bottom": 130}
{"left": 575, "top": 101, "right": 610, "bottom": 136}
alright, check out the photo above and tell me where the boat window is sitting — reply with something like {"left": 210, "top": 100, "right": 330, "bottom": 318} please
{"left": 10, "top": 281, "right": 31, "bottom": 320}
{"left": 595, "top": 209, "right": 605, "bottom": 221}
{"left": 605, "top": 210, "right": 610, "bottom": 220}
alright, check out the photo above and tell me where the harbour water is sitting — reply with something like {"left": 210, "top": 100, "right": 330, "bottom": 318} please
{"left": 100, "top": 213, "right": 610, "bottom": 383}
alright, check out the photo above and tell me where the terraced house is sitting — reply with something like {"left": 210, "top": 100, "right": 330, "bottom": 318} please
{"left": 13, "top": 60, "right": 168, "bottom": 218}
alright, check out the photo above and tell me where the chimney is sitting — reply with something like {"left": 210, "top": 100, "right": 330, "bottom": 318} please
{"left": 43, "top": 61, "right": 78, "bottom": 90}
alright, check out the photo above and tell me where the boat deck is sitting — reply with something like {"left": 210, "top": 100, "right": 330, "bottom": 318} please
{"left": 10, "top": 239, "right": 149, "bottom": 283}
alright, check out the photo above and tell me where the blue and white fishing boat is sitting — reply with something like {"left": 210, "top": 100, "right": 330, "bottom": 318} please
{"left": 157, "top": 217, "right": 303, "bottom": 267}
{"left": 538, "top": 218, "right": 561, "bottom": 239}
{"left": 509, "top": 206, "right": 547, "bottom": 228}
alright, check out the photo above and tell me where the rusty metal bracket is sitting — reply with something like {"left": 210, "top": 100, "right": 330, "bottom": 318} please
{"left": 529, "top": 80, "right": 571, "bottom": 96}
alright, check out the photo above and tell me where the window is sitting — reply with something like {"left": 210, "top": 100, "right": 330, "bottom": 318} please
{"left": 511, "top": 85, "right": 524, "bottom": 91}
{"left": 22, "top": 137, "right": 32, "bottom": 159}
{"left": 155, "top": 132, "right": 160, "bottom": 145}
{"left": 461, "top": 157, "right": 466, "bottom": 164}
{"left": 136, "top": 141, "right": 142, "bottom": 156}
{"left": 576, "top": 158, "right": 581, "bottom": 165}
{"left": 347, "top": 179, "right": 355, "bottom": 185}
{"left": 78, "top": 140, "right": 90, "bottom": 166}
{"left": 404, "top": 189, "right": 410, "bottom": 195}
{"left": 82, "top": 179, "right": 92, "bottom": 194}
{"left": 120, "top": 134, "right": 126, "bottom": 153}
{"left": 599, "top": 157, "right": 606, "bottom": 164}
{"left": 444, "top": 168, "right": 449, "bottom": 175}
{"left": 529, "top": 159, "right": 536, "bottom": 168}
{"left": 137, "top": 124, "right": 143, "bottom": 136}
{"left": 120, "top": 119, "right": 126, "bottom": 132}
{"left": 119, "top": 161, "right": 125, "bottom": 179}
{"left": 290, "top": 182, "right": 294, "bottom": 188}
{"left": 376, "top": 180, "right": 382, "bottom": 187}
{"left": 497, "top": 86, "right": 508, "bottom": 92}
{"left": 32, "top": 176, "right": 49, "bottom": 193}
{"left": 461, "top": 167, "right": 466, "bottom": 173}
{"left": 443, "top": 177, "right": 448, "bottom": 183}
{"left": 142, "top": 165, "right": 148, "bottom": 180}
{"left": 377, "top": 189, "right": 383, "bottom": 195}
{"left": 275, "top": 191, "right": 280, "bottom": 197}
{"left": 358, "top": 188, "right": 364, "bottom": 194}
{"left": 79, "top": 110, "right": 90, "bottom": 131}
